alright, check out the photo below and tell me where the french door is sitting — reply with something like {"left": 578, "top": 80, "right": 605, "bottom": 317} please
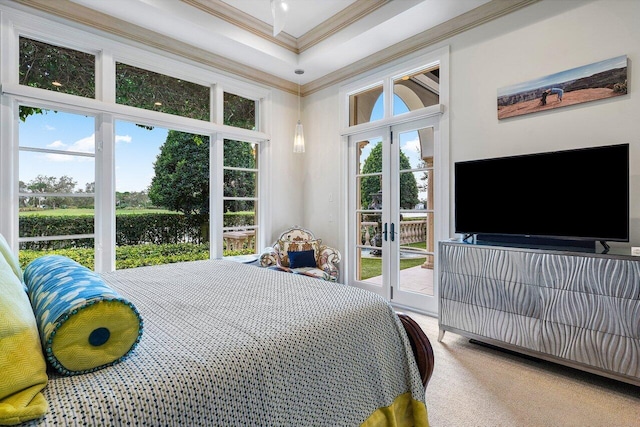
{"left": 348, "top": 117, "right": 440, "bottom": 314}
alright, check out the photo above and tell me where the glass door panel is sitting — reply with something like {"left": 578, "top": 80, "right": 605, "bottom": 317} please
{"left": 391, "top": 121, "right": 437, "bottom": 311}
{"left": 348, "top": 118, "right": 439, "bottom": 312}
{"left": 351, "top": 134, "right": 388, "bottom": 297}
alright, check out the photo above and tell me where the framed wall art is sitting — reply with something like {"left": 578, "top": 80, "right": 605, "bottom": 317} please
{"left": 497, "top": 55, "right": 627, "bottom": 120}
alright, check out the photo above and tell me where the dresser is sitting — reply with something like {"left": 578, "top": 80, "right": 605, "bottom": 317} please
{"left": 439, "top": 241, "right": 640, "bottom": 386}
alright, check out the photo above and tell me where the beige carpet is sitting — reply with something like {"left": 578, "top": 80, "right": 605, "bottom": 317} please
{"left": 407, "top": 312, "right": 640, "bottom": 427}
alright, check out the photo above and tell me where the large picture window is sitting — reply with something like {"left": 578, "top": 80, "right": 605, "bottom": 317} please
{"left": 18, "top": 108, "right": 96, "bottom": 268}
{"left": 5, "top": 16, "right": 270, "bottom": 272}
{"left": 115, "top": 122, "right": 211, "bottom": 269}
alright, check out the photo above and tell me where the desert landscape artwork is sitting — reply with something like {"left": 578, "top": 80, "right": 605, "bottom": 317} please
{"left": 497, "top": 55, "right": 627, "bottom": 120}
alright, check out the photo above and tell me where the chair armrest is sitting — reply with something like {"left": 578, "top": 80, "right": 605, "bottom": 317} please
{"left": 317, "top": 245, "right": 341, "bottom": 282}
{"left": 259, "top": 247, "right": 278, "bottom": 267}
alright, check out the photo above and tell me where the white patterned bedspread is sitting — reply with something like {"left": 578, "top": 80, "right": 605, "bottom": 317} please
{"left": 26, "top": 259, "right": 425, "bottom": 426}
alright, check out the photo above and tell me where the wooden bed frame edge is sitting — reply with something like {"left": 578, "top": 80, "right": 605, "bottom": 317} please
{"left": 397, "top": 313, "right": 435, "bottom": 389}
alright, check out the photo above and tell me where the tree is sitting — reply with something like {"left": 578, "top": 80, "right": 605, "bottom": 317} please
{"left": 25, "top": 175, "right": 77, "bottom": 209}
{"left": 74, "top": 182, "right": 96, "bottom": 209}
{"left": 148, "top": 131, "right": 210, "bottom": 217}
{"left": 116, "top": 190, "right": 151, "bottom": 209}
{"left": 360, "top": 144, "right": 419, "bottom": 209}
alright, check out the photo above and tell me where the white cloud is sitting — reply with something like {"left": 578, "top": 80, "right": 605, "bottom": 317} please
{"left": 401, "top": 136, "right": 421, "bottom": 153}
{"left": 70, "top": 134, "right": 95, "bottom": 153}
{"left": 43, "top": 134, "right": 95, "bottom": 162}
{"left": 116, "top": 134, "right": 132, "bottom": 144}
{"left": 47, "top": 140, "right": 67, "bottom": 149}
{"left": 44, "top": 152, "right": 73, "bottom": 162}
{"left": 45, "top": 125, "right": 55, "bottom": 131}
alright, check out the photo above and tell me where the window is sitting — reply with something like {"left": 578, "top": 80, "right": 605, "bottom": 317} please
{"left": 4, "top": 13, "right": 270, "bottom": 272}
{"left": 346, "top": 64, "right": 442, "bottom": 128}
{"left": 18, "top": 108, "right": 96, "bottom": 268}
{"left": 19, "top": 37, "right": 95, "bottom": 98}
{"left": 116, "top": 62, "right": 210, "bottom": 120}
{"left": 393, "top": 66, "right": 440, "bottom": 115}
{"left": 115, "top": 122, "right": 210, "bottom": 268}
{"left": 349, "top": 84, "right": 383, "bottom": 126}
{"left": 224, "top": 92, "right": 256, "bottom": 130}
{"left": 222, "top": 139, "right": 258, "bottom": 256}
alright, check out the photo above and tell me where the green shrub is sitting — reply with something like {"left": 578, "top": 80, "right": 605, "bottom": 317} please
{"left": 18, "top": 211, "right": 255, "bottom": 250}
{"left": 19, "top": 243, "right": 255, "bottom": 270}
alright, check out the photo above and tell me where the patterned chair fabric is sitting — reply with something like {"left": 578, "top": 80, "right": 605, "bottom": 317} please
{"left": 259, "top": 226, "right": 341, "bottom": 282}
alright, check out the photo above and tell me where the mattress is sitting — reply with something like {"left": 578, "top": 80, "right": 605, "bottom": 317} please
{"left": 24, "top": 259, "right": 427, "bottom": 426}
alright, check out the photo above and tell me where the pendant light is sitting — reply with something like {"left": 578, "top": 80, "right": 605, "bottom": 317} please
{"left": 293, "top": 69, "right": 305, "bottom": 153}
{"left": 271, "top": 0, "right": 287, "bottom": 37}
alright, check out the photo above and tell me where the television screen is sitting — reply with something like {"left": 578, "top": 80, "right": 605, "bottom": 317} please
{"left": 454, "top": 143, "right": 629, "bottom": 243}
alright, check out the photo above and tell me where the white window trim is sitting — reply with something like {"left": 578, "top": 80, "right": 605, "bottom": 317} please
{"left": 0, "top": 6, "right": 272, "bottom": 271}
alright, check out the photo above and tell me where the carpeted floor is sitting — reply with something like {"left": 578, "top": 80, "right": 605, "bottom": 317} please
{"left": 407, "top": 312, "right": 640, "bottom": 427}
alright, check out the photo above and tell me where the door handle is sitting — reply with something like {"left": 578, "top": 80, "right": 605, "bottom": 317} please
{"left": 390, "top": 222, "right": 395, "bottom": 242}
{"left": 383, "top": 223, "right": 388, "bottom": 241}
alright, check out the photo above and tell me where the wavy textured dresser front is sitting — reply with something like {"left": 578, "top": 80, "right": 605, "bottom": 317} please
{"left": 439, "top": 242, "right": 640, "bottom": 386}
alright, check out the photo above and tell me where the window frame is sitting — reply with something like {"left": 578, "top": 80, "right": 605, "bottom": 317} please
{"left": 339, "top": 50, "right": 447, "bottom": 136}
{"left": 338, "top": 46, "right": 450, "bottom": 313}
{"left": 0, "top": 7, "right": 272, "bottom": 271}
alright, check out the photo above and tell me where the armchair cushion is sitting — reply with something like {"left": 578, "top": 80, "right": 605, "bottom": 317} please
{"left": 288, "top": 250, "right": 317, "bottom": 269}
{"left": 277, "top": 239, "right": 321, "bottom": 267}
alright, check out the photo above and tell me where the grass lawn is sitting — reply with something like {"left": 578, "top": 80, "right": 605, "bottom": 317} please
{"left": 360, "top": 257, "right": 426, "bottom": 280}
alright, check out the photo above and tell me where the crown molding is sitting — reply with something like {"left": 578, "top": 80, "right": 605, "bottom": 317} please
{"left": 302, "top": 0, "right": 541, "bottom": 96}
{"left": 296, "top": 0, "right": 389, "bottom": 52}
{"left": 13, "top": 0, "right": 298, "bottom": 94}
{"left": 181, "top": 0, "right": 298, "bottom": 53}
{"left": 11, "top": 0, "right": 539, "bottom": 97}
{"left": 182, "top": 0, "right": 388, "bottom": 54}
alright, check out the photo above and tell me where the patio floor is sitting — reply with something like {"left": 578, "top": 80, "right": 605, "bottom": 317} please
{"left": 365, "top": 265, "right": 434, "bottom": 296}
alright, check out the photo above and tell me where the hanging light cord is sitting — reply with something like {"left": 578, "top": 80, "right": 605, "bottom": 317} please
{"left": 295, "top": 69, "right": 303, "bottom": 121}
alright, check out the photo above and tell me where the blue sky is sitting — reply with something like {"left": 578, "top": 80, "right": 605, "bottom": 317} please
{"left": 497, "top": 55, "right": 627, "bottom": 97}
{"left": 19, "top": 110, "right": 167, "bottom": 192}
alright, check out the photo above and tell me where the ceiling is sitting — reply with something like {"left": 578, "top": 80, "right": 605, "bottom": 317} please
{"left": 13, "top": 0, "right": 538, "bottom": 93}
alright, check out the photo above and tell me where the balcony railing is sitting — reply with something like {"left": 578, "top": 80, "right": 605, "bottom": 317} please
{"left": 361, "top": 220, "right": 427, "bottom": 246}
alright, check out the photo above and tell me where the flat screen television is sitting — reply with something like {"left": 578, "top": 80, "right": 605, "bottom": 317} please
{"left": 454, "top": 143, "right": 629, "bottom": 251}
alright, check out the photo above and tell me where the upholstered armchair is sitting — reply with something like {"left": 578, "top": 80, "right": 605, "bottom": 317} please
{"left": 259, "top": 226, "right": 341, "bottom": 282}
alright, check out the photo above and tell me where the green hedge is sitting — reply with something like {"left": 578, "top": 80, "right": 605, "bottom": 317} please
{"left": 19, "top": 243, "right": 254, "bottom": 270}
{"left": 19, "top": 211, "right": 255, "bottom": 250}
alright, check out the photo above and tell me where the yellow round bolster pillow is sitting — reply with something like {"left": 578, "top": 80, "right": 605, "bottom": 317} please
{"left": 24, "top": 255, "right": 143, "bottom": 375}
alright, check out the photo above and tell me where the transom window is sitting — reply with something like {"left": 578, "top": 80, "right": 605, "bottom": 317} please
{"left": 19, "top": 37, "right": 95, "bottom": 99}
{"left": 224, "top": 92, "right": 256, "bottom": 130}
{"left": 116, "top": 62, "right": 210, "bottom": 121}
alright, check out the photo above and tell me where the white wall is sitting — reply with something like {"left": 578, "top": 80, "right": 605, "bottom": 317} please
{"left": 303, "top": 0, "right": 640, "bottom": 256}
{"left": 264, "top": 88, "right": 306, "bottom": 245}
{"left": 298, "top": 85, "right": 342, "bottom": 249}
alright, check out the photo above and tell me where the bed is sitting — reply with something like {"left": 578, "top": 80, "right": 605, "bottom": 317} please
{"left": 17, "top": 259, "right": 432, "bottom": 426}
